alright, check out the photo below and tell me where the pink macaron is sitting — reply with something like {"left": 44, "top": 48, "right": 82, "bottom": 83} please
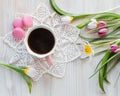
{"left": 12, "top": 28, "right": 25, "bottom": 40}
{"left": 13, "top": 17, "right": 24, "bottom": 28}
{"left": 22, "top": 15, "right": 33, "bottom": 28}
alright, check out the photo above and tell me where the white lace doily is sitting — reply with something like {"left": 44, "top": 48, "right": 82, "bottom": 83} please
{"left": 3, "top": 3, "right": 84, "bottom": 81}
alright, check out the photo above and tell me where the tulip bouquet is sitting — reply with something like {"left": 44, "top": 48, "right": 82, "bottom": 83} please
{"left": 50, "top": 0, "right": 120, "bottom": 93}
{"left": 84, "top": 18, "right": 120, "bottom": 92}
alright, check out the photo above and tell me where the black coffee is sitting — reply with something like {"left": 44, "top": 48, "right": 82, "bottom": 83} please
{"left": 28, "top": 28, "right": 55, "bottom": 54}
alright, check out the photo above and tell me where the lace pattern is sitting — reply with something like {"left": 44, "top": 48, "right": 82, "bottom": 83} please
{"left": 3, "top": 3, "right": 83, "bottom": 81}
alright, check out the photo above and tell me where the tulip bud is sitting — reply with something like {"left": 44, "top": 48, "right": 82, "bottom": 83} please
{"left": 61, "top": 16, "right": 73, "bottom": 24}
{"left": 98, "top": 28, "right": 108, "bottom": 36}
{"left": 98, "top": 21, "right": 107, "bottom": 28}
{"left": 110, "top": 44, "right": 119, "bottom": 52}
{"left": 87, "top": 19, "right": 98, "bottom": 29}
{"left": 23, "top": 66, "right": 38, "bottom": 79}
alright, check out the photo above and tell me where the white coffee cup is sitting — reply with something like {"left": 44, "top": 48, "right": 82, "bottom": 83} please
{"left": 24, "top": 25, "right": 56, "bottom": 58}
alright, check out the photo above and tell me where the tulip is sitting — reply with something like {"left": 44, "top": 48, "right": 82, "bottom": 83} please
{"left": 61, "top": 16, "right": 73, "bottom": 24}
{"left": 110, "top": 44, "right": 119, "bottom": 52}
{"left": 87, "top": 19, "right": 98, "bottom": 29}
{"left": 98, "top": 28, "right": 108, "bottom": 36}
{"left": 23, "top": 66, "right": 38, "bottom": 79}
{"left": 98, "top": 21, "right": 107, "bottom": 28}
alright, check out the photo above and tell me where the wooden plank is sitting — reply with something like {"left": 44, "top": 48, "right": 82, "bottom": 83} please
{"left": 0, "top": 0, "right": 120, "bottom": 96}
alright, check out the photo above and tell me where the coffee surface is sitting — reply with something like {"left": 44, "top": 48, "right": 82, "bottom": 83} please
{"left": 28, "top": 28, "right": 55, "bottom": 54}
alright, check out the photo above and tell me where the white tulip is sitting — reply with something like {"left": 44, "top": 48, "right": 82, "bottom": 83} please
{"left": 61, "top": 16, "right": 73, "bottom": 24}
{"left": 87, "top": 19, "right": 98, "bottom": 29}
{"left": 23, "top": 66, "right": 38, "bottom": 80}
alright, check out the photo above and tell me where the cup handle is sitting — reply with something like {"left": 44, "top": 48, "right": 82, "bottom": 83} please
{"left": 45, "top": 55, "right": 53, "bottom": 66}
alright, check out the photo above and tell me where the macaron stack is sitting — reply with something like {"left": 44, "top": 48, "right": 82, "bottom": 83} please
{"left": 12, "top": 15, "right": 33, "bottom": 40}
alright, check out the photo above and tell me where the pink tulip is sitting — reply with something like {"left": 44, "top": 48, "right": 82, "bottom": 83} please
{"left": 98, "top": 28, "right": 108, "bottom": 36}
{"left": 98, "top": 21, "right": 107, "bottom": 28}
{"left": 110, "top": 44, "right": 119, "bottom": 52}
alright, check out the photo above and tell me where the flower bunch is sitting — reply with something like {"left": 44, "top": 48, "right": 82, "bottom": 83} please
{"left": 79, "top": 15, "right": 120, "bottom": 92}
{"left": 50, "top": 0, "right": 120, "bottom": 93}
{"left": 79, "top": 16, "right": 120, "bottom": 92}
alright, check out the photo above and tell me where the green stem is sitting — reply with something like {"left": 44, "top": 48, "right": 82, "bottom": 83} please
{"left": 93, "top": 12, "right": 120, "bottom": 20}
{"left": 77, "top": 19, "right": 91, "bottom": 28}
{"left": 77, "top": 12, "right": 120, "bottom": 29}
{"left": 89, "top": 22, "right": 120, "bottom": 34}
{"left": 50, "top": 0, "right": 94, "bottom": 19}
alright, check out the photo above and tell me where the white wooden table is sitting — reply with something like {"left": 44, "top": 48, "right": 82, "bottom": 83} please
{"left": 0, "top": 0, "right": 120, "bottom": 96}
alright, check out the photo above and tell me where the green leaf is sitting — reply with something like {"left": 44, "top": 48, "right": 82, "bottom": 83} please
{"left": 107, "top": 26, "right": 120, "bottom": 36}
{"left": 99, "top": 72, "right": 105, "bottom": 92}
{"left": 104, "top": 57, "right": 120, "bottom": 78}
{"left": 101, "top": 17, "right": 117, "bottom": 22}
{"left": 90, "top": 51, "right": 120, "bottom": 79}
{"left": 89, "top": 37, "right": 118, "bottom": 43}
{"left": 93, "top": 42, "right": 111, "bottom": 48}
{"left": 103, "top": 65, "right": 109, "bottom": 83}
{"left": 93, "top": 12, "right": 120, "bottom": 20}
{"left": 79, "top": 33, "right": 119, "bottom": 44}
{"left": 114, "top": 72, "right": 120, "bottom": 86}
{"left": 94, "top": 49, "right": 108, "bottom": 71}
{"left": 107, "top": 34, "right": 120, "bottom": 38}
{"left": 95, "top": 49, "right": 108, "bottom": 56}
{"left": 21, "top": 73, "right": 32, "bottom": 93}
{"left": 98, "top": 50, "right": 111, "bottom": 92}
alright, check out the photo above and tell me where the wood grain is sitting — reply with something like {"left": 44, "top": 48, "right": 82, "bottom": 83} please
{"left": 0, "top": 0, "right": 120, "bottom": 96}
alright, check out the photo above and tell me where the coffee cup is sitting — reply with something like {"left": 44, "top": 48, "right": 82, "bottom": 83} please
{"left": 24, "top": 25, "right": 56, "bottom": 58}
